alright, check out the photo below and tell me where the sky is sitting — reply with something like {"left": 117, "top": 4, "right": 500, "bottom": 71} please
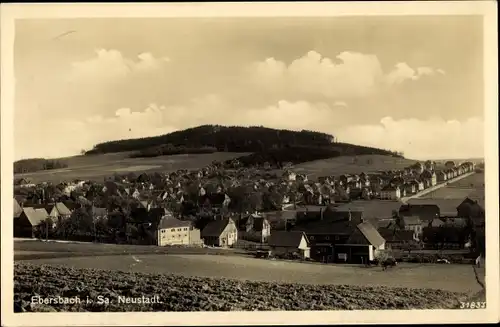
{"left": 14, "top": 16, "right": 484, "bottom": 161}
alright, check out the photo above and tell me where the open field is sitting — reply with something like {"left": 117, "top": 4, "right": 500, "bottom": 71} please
{"left": 14, "top": 152, "right": 249, "bottom": 183}
{"left": 14, "top": 239, "right": 243, "bottom": 260}
{"left": 293, "top": 155, "right": 417, "bottom": 179}
{"left": 14, "top": 263, "right": 472, "bottom": 311}
{"left": 419, "top": 172, "right": 485, "bottom": 201}
{"left": 17, "top": 250, "right": 481, "bottom": 294}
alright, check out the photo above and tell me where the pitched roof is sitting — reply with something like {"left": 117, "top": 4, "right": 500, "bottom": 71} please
{"left": 201, "top": 218, "right": 232, "bottom": 237}
{"left": 408, "top": 198, "right": 462, "bottom": 216}
{"left": 268, "top": 231, "right": 308, "bottom": 248}
{"left": 14, "top": 198, "right": 23, "bottom": 218}
{"left": 378, "top": 228, "right": 414, "bottom": 242}
{"left": 430, "top": 218, "right": 446, "bottom": 227}
{"left": 21, "top": 207, "right": 48, "bottom": 226}
{"left": 402, "top": 215, "right": 421, "bottom": 226}
{"left": 399, "top": 203, "right": 440, "bottom": 221}
{"left": 55, "top": 202, "right": 72, "bottom": 216}
{"left": 356, "top": 221, "right": 385, "bottom": 247}
{"left": 158, "top": 217, "right": 192, "bottom": 229}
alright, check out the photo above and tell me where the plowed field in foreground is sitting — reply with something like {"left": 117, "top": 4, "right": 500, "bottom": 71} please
{"left": 14, "top": 263, "right": 472, "bottom": 312}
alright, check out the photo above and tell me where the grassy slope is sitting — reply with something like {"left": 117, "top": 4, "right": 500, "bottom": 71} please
{"left": 14, "top": 153, "right": 413, "bottom": 184}
{"left": 15, "top": 241, "right": 480, "bottom": 294}
{"left": 14, "top": 152, "right": 249, "bottom": 184}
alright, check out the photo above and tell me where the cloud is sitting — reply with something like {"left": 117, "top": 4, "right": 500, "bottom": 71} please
{"left": 385, "top": 63, "right": 444, "bottom": 85}
{"left": 14, "top": 98, "right": 482, "bottom": 161}
{"left": 249, "top": 51, "right": 445, "bottom": 100}
{"left": 68, "top": 49, "right": 170, "bottom": 85}
{"left": 335, "top": 116, "right": 483, "bottom": 160}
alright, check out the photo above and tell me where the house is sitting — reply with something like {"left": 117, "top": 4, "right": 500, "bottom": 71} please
{"left": 14, "top": 198, "right": 23, "bottom": 218}
{"left": 409, "top": 179, "right": 424, "bottom": 192}
{"left": 377, "top": 228, "right": 417, "bottom": 250}
{"left": 201, "top": 217, "right": 238, "bottom": 247}
{"left": 436, "top": 171, "right": 447, "bottom": 183}
{"left": 403, "top": 182, "right": 416, "bottom": 195}
{"left": 413, "top": 162, "right": 425, "bottom": 174}
{"left": 399, "top": 204, "right": 440, "bottom": 222}
{"left": 237, "top": 213, "right": 271, "bottom": 243}
{"left": 43, "top": 202, "right": 72, "bottom": 226}
{"left": 14, "top": 207, "right": 49, "bottom": 238}
{"left": 422, "top": 225, "right": 470, "bottom": 249}
{"left": 445, "top": 161, "right": 456, "bottom": 169}
{"left": 420, "top": 170, "right": 437, "bottom": 187}
{"left": 380, "top": 185, "right": 401, "bottom": 200}
{"left": 268, "top": 231, "right": 311, "bottom": 259}
{"left": 457, "top": 197, "right": 485, "bottom": 218}
{"left": 400, "top": 215, "right": 423, "bottom": 237}
{"left": 292, "top": 217, "right": 385, "bottom": 264}
{"left": 156, "top": 216, "right": 202, "bottom": 246}
{"left": 429, "top": 217, "right": 446, "bottom": 228}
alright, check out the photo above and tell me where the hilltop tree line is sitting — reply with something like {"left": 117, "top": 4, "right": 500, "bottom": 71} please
{"left": 85, "top": 125, "right": 336, "bottom": 155}
{"left": 14, "top": 158, "right": 68, "bottom": 174}
{"left": 87, "top": 125, "right": 403, "bottom": 163}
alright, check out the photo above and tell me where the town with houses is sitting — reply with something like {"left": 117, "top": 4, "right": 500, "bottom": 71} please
{"left": 13, "top": 159, "right": 485, "bottom": 265}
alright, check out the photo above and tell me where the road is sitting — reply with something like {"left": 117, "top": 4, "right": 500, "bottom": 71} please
{"left": 401, "top": 171, "right": 476, "bottom": 204}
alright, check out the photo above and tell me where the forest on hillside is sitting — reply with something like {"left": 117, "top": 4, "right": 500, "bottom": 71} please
{"left": 85, "top": 125, "right": 336, "bottom": 155}
{"left": 14, "top": 158, "right": 68, "bottom": 174}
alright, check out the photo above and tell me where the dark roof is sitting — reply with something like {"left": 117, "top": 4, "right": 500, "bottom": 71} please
{"left": 158, "top": 217, "right": 192, "bottom": 229}
{"left": 378, "top": 228, "right": 414, "bottom": 242}
{"left": 268, "top": 231, "right": 308, "bottom": 248}
{"left": 402, "top": 215, "right": 421, "bottom": 226}
{"left": 63, "top": 200, "right": 81, "bottom": 211}
{"left": 399, "top": 204, "right": 440, "bottom": 221}
{"left": 201, "top": 218, "right": 232, "bottom": 237}
{"left": 292, "top": 219, "right": 357, "bottom": 235}
{"left": 408, "top": 198, "right": 462, "bottom": 216}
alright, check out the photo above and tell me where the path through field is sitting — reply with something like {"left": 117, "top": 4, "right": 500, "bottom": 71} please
{"left": 20, "top": 254, "right": 481, "bottom": 294}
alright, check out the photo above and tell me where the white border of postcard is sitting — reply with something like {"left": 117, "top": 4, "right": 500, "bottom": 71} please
{"left": 1, "top": 1, "right": 499, "bottom": 326}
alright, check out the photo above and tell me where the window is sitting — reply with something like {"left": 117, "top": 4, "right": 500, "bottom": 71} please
{"left": 184, "top": 227, "right": 188, "bottom": 231}
{"left": 177, "top": 228, "right": 182, "bottom": 231}
{"left": 310, "top": 236, "right": 315, "bottom": 240}
{"left": 161, "top": 230, "right": 165, "bottom": 233}
{"left": 171, "top": 229, "right": 175, "bottom": 232}
{"left": 325, "top": 236, "right": 330, "bottom": 240}
{"left": 335, "top": 236, "right": 340, "bottom": 241}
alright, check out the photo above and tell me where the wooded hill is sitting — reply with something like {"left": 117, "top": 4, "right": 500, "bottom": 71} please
{"left": 85, "top": 125, "right": 403, "bottom": 167}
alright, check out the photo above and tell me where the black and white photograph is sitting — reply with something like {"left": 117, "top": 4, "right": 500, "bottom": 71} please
{"left": 1, "top": 2, "right": 498, "bottom": 326}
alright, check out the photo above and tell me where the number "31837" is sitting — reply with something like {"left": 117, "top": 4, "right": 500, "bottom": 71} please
{"left": 460, "top": 301, "right": 486, "bottom": 309}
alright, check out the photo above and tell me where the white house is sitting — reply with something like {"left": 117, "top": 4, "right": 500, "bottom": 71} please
{"left": 201, "top": 218, "right": 238, "bottom": 247}
{"left": 268, "top": 231, "right": 311, "bottom": 259}
{"left": 156, "top": 217, "right": 202, "bottom": 246}
{"left": 380, "top": 185, "right": 401, "bottom": 200}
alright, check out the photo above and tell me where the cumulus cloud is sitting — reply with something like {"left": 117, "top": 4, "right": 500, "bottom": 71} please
{"left": 69, "top": 49, "right": 170, "bottom": 85}
{"left": 385, "top": 63, "right": 444, "bottom": 85}
{"left": 249, "top": 51, "right": 445, "bottom": 100}
{"left": 335, "top": 116, "right": 483, "bottom": 159}
{"left": 14, "top": 98, "right": 483, "bottom": 161}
